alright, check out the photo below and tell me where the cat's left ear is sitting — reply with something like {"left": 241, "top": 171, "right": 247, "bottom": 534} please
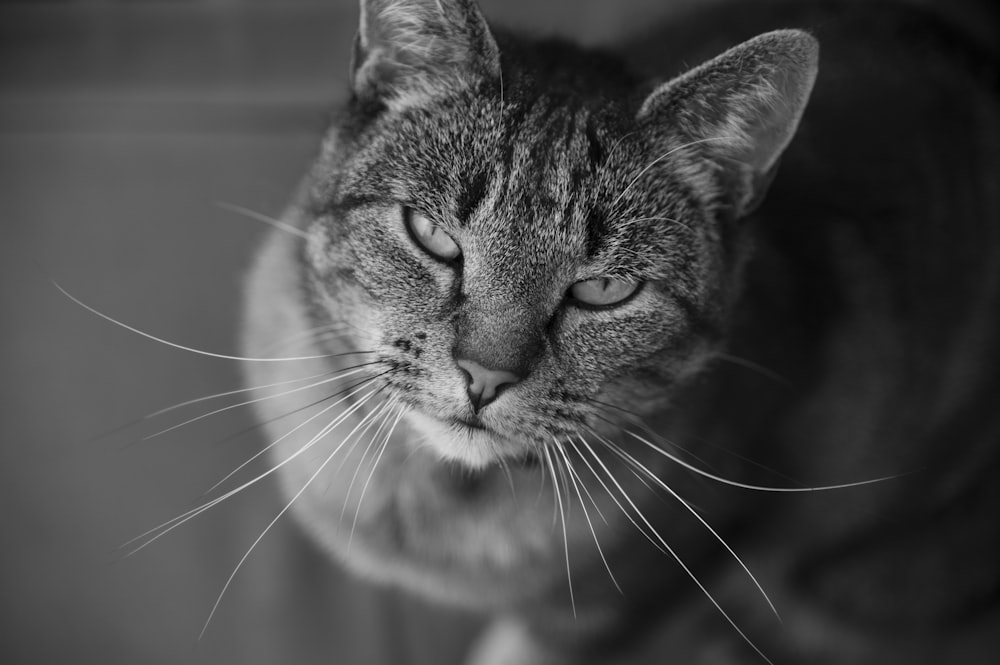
{"left": 351, "top": 0, "right": 501, "bottom": 110}
{"left": 638, "top": 30, "right": 818, "bottom": 218}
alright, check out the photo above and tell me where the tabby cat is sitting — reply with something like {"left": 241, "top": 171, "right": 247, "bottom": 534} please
{"left": 240, "top": 0, "right": 1000, "bottom": 662}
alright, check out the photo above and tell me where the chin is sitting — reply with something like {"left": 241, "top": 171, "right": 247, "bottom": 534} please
{"left": 402, "top": 407, "right": 530, "bottom": 470}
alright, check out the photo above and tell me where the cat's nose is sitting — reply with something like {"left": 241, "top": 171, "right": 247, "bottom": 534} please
{"left": 455, "top": 358, "right": 521, "bottom": 414}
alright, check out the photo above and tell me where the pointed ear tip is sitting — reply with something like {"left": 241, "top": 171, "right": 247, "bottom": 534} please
{"left": 762, "top": 29, "right": 820, "bottom": 66}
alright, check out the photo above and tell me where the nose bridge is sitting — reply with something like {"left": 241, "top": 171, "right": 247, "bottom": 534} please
{"left": 454, "top": 215, "right": 568, "bottom": 376}
{"left": 453, "top": 287, "right": 544, "bottom": 377}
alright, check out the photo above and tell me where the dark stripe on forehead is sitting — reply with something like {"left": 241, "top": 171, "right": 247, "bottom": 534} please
{"left": 455, "top": 169, "right": 491, "bottom": 226}
{"left": 584, "top": 208, "right": 609, "bottom": 259}
{"left": 585, "top": 119, "right": 604, "bottom": 171}
{"left": 562, "top": 111, "right": 578, "bottom": 153}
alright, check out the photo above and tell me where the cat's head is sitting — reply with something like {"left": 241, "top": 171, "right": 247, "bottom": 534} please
{"left": 301, "top": 0, "right": 817, "bottom": 469}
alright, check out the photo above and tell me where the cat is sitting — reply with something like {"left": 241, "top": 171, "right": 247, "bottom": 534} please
{"left": 239, "top": 0, "right": 1000, "bottom": 662}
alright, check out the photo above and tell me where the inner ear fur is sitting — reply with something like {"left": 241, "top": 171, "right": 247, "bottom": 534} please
{"left": 351, "top": 0, "right": 501, "bottom": 110}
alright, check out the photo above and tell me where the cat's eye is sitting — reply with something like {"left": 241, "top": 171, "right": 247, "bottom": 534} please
{"left": 404, "top": 207, "right": 461, "bottom": 262}
{"left": 569, "top": 277, "right": 640, "bottom": 308}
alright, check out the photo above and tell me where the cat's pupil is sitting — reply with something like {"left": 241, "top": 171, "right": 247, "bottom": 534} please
{"left": 569, "top": 277, "right": 639, "bottom": 307}
{"left": 405, "top": 207, "right": 461, "bottom": 262}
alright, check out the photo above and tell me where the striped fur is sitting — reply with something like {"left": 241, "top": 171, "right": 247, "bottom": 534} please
{"left": 242, "top": 1, "right": 1000, "bottom": 662}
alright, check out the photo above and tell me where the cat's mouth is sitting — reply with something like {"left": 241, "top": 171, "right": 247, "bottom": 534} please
{"left": 448, "top": 415, "right": 486, "bottom": 431}
{"left": 403, "top": 407, "right": 541, "bottom": 470}
{"left": 445, "top": 416, "right": 542, "bottom": 468}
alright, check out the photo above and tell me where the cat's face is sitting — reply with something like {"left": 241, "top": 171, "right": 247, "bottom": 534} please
{"left": 304, "top": 90, "right": 725, "bottom": 468}
{"left": 296, "top": 0, "right": 816, "bottom": 471}
{"left": 243, "top": 0, "right": 815, "bottom": 609}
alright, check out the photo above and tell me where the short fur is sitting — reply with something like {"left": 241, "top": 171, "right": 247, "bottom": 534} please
{"left": 242, "top": 0, "right": 1000, "bottom": 662}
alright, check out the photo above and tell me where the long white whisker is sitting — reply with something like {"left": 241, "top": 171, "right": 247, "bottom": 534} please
{"left": 261, "top": 319, "right": 379, "bottom": 354}
{"left": 337, "top": 397, "right": 397, "bottom": 525}
{"left": 554, "top": 443, "right": 573, "bottom": 519}
{"left": 544, "top": 444, "right": 576, "bottom": 617}
{"left": 146, "top": 368, "right": 344, "bottom": 419}
{"left": 593, "top": 430, "right": 778, "bottom": 619}
{"left": 214, "top": 201, "right": 311, "bottom": 240}
{"left": 559, "top": 438, "right": 609, "bottom": 524}
{"left": 198, "top": 391, "right": 383, "bottom": 639}
{"left": 572, "top": 435, "right": 667, "bottom": 555}
{"left": 349, "top": 406, "right": 405, "bottom": 548}
{"left": 258, "top": 323, "right": 352, "bottom": 355}
{"left": 556, "top": 440, "right": 621, "bottom": 594}
{"left": 54, "top": 281, "right": 344, "bottom": 362}
{"left": 143, "top": 365, "right": 379, "bottom": 441}
{"left": 605, "top": 409, "right": 802, "bottom": 485}
{"left": 714, "top": 353, "right": 791, "bottom": 386}
{"left": 625, "top": 429, "right": 904, "bottom": 492}
{"left": 576, "top": 436, "right": 774, "bottom": 665}
{"left": 615, "top": 215, "right": 694, "bottom": 235}
{"left": 610, "top": 136, "right": 736, "bottom": 212}
{"left": 204, "top": 373, "right": 392, "bottom": 496}
{"left": 126, "top": 384, "right": 385, "bottom": 553}
{"left": 497, "top": 455, "right": 517, "bottom": 502}
{"left": 588, "top": 404, "right": 718, "bottom": 473}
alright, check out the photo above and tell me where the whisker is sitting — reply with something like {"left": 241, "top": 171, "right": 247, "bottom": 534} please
{"left": 617, "top": 414, "right": 803, "bottom": 487}
{"left": 214, "top": 201, "right": 311, "bottom": 240}
{"left": 95, "top": 364, "right": 371, "bottom": 447}
{"left": 571, "top": 435, "right": 667, "bottom": 556}
{"left": 349, "top": 405, "right": 405, "bottom": 548}
{"left": 497, "top": 455, "right": 517, "bottom": 502}
{"left": 609, "top": 136, "right": 737, "bottom": 213}
{"left": 337, "top": 396, "right": 397, "bottom": 525}
{"left": 543, "top": 444, "right": 576, "bottom": 618}
{"left": 54, "top": 281, "right": 345, "bottom": 362}
{"left": 591, "top": 429, "right": 779, "bottom": 619}
{"left": 715, "top": 353, "right": 791, "bottom": 386}
{"left": 614, "top": 215, "right": 694, "bottom": 235}
{"left": 536, "top": 447, "right": 551, "bottom": 507}
{"left": 586, "top": 402, "right": 716, "bottom": 471}
{"left": 574, "top": 436, "right": 775, "bottom": 665}
{"left": 141, "top": 363, "right": 381, "bottom": 442}
{"left": 124, "top": 382, "right": 387, "bottom": 553}
{"left": 201, "top": 368, "right": 396, "bottom": 453}
{"left": 625, "top": 429, "right": 905, "bottom": 492}
{"left": 198, "top": 389, "right": 386, "bottom": 640}
{"left": 258, "top": 323, "right": 352, "bottom": 356}
{"left": 262, "top": 319, "right": 380, "bottom": 354}
{"left": 204, "top": 371, "right": 394, "bottom": 496}
{"left": 555, "top": 439, "right": 621, "bottom": 594}
{"left": 146, "top": 367, "right": 345, "bottom": 420}
{"left": 554, "top": 443, "right": 573, "bottom": 519}
{"left": 561, "top": 443, "right": 608, "bottom": 525}
{"left": 604, "top": 130, "right": 639, "bottom": 161}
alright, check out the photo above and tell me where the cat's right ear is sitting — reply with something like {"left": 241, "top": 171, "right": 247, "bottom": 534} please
{"left": 351, "top": 0, "right": 501, "bottom": 110}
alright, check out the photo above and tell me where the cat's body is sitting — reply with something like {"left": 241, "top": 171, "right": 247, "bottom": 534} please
{"left": 242, "top": 1, "right": 1000, "bottom": 662}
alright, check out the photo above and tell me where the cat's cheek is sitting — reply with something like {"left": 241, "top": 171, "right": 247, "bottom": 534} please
{"left": 553, "top": 296, "right": 664, "bottom": 378}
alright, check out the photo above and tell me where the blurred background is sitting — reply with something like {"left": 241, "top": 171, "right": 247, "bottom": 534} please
{"left": 0, "top": 1, "right": 708, "bottom": 664}
{"left": 0, "top": 0, "right": 977, "bottom": 664}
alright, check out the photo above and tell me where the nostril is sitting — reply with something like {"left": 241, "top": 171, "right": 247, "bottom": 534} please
{"left": 455, "top": 357, "right": 522, "bottom": 413}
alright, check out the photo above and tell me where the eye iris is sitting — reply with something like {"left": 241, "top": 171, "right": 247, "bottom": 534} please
{"left": 406, "top": 208, "right": 460, "bottom": 261}
{"left": 571, "top": 277, "right": 638, "bottom": 306}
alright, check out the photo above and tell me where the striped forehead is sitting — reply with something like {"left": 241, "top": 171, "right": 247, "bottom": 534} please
{"left": 464, "top": 103, "right": 595, "bottom": 268}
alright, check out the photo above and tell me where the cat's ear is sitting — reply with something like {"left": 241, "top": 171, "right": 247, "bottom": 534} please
{"left": 351, "top": 0, "right": 501, "bottom": 109}
{"left": 638, "top": 30, "right": 818, "bottom": 218}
